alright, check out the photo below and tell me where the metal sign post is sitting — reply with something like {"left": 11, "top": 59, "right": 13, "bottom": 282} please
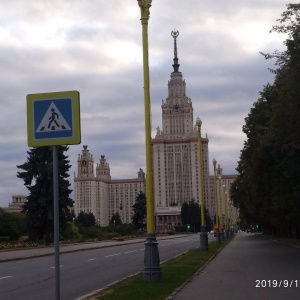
{"left": 26, "top": 90, "right": 81, "bottom": 300}
{"left": 52, "top": 146, "right": 60, "bottom": 300}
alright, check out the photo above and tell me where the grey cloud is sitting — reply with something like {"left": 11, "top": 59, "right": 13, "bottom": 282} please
{"left": 0, "top": 0, "right": 289, "bottom": 206}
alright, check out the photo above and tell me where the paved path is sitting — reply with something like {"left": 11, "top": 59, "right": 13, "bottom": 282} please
{"left": 171, "top": 233, "right": 300, "bottom": 300}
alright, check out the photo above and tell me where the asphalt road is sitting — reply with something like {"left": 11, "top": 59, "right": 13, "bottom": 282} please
{"left": 0, "top": 234, "right": 214, "bottom": 300}
{"left": 173, "top": 233, "right": 300, "bottom": 300}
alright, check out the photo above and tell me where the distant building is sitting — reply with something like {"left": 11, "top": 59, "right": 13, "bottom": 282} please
{"left": 2, "top": 195, "right": 27, "bottom": 213}
{"left": 152, "top": 30, "right": 211, "bottom": 230}
{"left": 73, "top": 31, "right": 238, "bottom": 229}
{"left": 73, "top": 146, "right": 146, "bottom": 226}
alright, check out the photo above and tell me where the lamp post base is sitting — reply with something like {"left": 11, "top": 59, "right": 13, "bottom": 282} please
{"left": 220, "top": 230, "right": 225, "bottom": 241}
{"left": 215, "top": 230, "right": 221, "bottom": 243}
{"left": 143, "top": 234, "right": 161, "bottom": 281}
{"left": 200, "top": 225, "right": 208, "bottom": 251}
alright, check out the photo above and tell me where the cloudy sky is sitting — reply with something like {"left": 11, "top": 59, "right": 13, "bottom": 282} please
{"left": 0, "top": 0, "right": 290, "bottom": 207}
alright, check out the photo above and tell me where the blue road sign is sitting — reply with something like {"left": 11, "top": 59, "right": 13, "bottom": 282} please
{"left": 27, "top": 91, "right": 80, "bottom": 146}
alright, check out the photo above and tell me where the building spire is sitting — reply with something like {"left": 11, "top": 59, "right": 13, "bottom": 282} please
{"left": 171, "top": 29, "right": 180, "bottom": 72}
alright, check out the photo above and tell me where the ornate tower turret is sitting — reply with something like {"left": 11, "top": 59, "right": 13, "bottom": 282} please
{"left": 138, "top": 168, "right": 145, "bottom": 179}
{"left": 160, "top": 30, "right": 194, "bottom": 139}
{"left": 96, "top": 155, "right": 111, "bottom": 181}
{"left": 77, "top": 145, "right": 94, "bottom": 178}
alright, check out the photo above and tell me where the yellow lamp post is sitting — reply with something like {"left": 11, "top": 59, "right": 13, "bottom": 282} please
{"left": 137, "top": 0, "right": 161, "bottom": 281}
{"left": 224, "top": 188, "right": 228, "bottom": 239}
{"left": 212, "top": 159, "right": 221, "bottom": 243}
{"left": 222, "top": 184, "right": 227, "bottom": 239}
{"left": 196, "top": 117, "right": 208, "bottom": 251}
{"left": 228, "top": 202, "right": 233, "bottom": 235}
{"left": 218, "top": 175, "right": 224, "bottom": 240}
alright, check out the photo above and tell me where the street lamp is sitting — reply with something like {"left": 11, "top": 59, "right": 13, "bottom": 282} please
{"left": 229, "top": 202, "right": 233, "bottom": 235}
{"left": 212, "top": 159, "right": 221, "bottom": 243}
{"left": 218, "top": 175, "right": 224, "bottom": 240}
{"left": 196, "top": 117, "right": 208, "bottom": 251}
{"left": 224, "top": 188, "right": 228, "bottom": 239}
{"left": 137, "top": 0, "right": 161, "bottom": 282}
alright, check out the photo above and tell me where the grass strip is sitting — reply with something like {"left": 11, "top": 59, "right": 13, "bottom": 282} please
{"left": 90, "top": 236, "right": 234, "bottom": 300}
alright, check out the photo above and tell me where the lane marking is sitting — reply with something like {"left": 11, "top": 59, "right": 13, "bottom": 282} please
{"left": 0, "top": 276, "right": 13, "bottom": 280}
{"left": 88, "top": 258, "right": 96, "bottom": 261}
{"left": 124, "top": 250, "right": 137, "bottom": 254}
{"left": 50, "top": 265, "right": 64, "bottom": 269}
{"left": 105, "top": 253, "right": 121, "bottom": 258}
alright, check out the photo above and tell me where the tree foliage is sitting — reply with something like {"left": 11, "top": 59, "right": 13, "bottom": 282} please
{"left": 109, "top": 212, "right": 122, "bottom": 226}
{"left": 131, "top": 191, "right": 146, "bottom": 229}
{"left": 180, "top": 200, "right": 212, "bottom": 232}
{"left": 17, "top": 146, "right": 73, "bottom": 244}
{"left": 76, "top": 211, "right": 96, "bottom": 227}
{"left": 0, "top": 209, "right": 26, "bottom": 241}
{"left": 62, "top": 222, "right": 83, "bottom": 241}
{"left": 232, "top": 4, "right": 300, "bottom": 238}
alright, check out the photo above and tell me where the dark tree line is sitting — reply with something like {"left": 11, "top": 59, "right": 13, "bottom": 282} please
{"left": 131, "top": 193, "right": 214, "bottom": 233}
{"left": 231, "top": 4, "right": 300, "bottom": 238}
{"left": 17, "top": 146, "right": 73, "bottom": 245}
{"left": 109, "top": 212, "right": 122, "bottom": 226}
{"left": 181, "top": 200, "right": 213, "bottom": 232}
{"left": 131, "top": 191, "right": 146, "bottom": 230}
{"left": 76, "top": 211, "right": 96, "bottom": 227}
{"left": 0, "top": 209, "right": 26, "bottom": 241}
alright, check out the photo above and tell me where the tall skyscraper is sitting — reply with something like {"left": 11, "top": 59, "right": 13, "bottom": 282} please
{"left": 73, "top": 31, "right": 238, "bottom": 229}
{"left": 152, "top": 30, "right": 211, "bottom": 230}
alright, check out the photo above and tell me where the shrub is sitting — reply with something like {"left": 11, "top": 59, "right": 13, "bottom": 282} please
{"left": 0, "top": 236, "right": 10, "bottom": 242}
{"left": 62, "top": 222, "right": 83, "bottom": 241}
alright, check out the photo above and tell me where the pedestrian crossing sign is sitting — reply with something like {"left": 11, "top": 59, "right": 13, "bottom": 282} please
{"left": 27, "top": 91, "right": 81, "bottom": 147}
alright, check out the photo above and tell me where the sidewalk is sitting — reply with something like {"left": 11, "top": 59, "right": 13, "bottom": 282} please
{"left": 171, "top": 233, "right": 300, "bottom": 300}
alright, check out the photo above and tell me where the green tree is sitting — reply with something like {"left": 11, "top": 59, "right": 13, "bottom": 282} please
{"left": 203, "top": 208, "right": 213, "bottom": 232}
{"left": 180, "top": 200, "right": 212, "bottom": 232}
{"left": 268, "top": 5, "right": 300, "bottom": 238}
{"left": 17, "top": 146, "right": 73, "bottom": 245}
{"left": 0, "top": 209, "right": 26, "bottom": 241}
{"left": 132, "top": 191, "right": 146, "bottom": 229}
{"left": 189, "top": 200, "right": 200, "bottom": 232}
{"left": 233, "top": 4, "right": 300, "bottom": 238}
{"left": 181, "top": 202, "right": 189, "bottom": 226}
{"left": 231, "top": 84, "right": 278, "bottom": 227}
{"left": 76, "top": 211, "right": 96, "bottom": 227}
{"left": 62, "top": 222, "right": 82, "bottom": 241}
{"left": 109, "top": 212, "right": 122, "bottom": 226}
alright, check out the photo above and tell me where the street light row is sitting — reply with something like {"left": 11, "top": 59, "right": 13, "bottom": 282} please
{"left": 213, "top": 158, "right": 236, "bottom": 242}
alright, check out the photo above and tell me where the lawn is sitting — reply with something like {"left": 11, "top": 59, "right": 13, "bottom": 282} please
{"left": 89, "top": 236, "right": 234, "bottom": 300}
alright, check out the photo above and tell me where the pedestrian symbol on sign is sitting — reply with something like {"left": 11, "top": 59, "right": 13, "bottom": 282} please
{"left": 37, "top": 102, "right": 71, "bottom": 132}
{"left": 48, "top": 108, "right": 59, "bottom": 129}
{"left": 27, "top": 91, "right": 80, "bottom": 147}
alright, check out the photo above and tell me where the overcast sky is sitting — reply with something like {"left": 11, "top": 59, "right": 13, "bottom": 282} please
{"left": 0, "top": 0, "right": 290, "bottom": 207}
